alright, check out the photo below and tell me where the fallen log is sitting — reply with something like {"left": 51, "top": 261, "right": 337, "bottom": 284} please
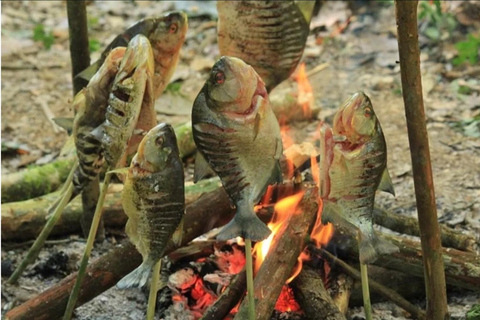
{"left": 1, "top": 178, "right": 221, "bottom": 241}
{"left": 1, "top": 122, "right": 195, "bottom": 204}
{"left": 291, "top": 266, "right": 346, "bottom": 320}
{"left": 235, "top": 186, "right": 319, "bottom": 320}
{"left": 1, "top": 157, "right": 74, "bottom": 204}
{"left": 331, "top": 227, "right": 480, "bottom": 291}
{"left": 5, "top": 182, "right": 297, "bottom": 320}
{"left": 320, "top": 249, "right": 426, "bottom": 320}
{"left": 329, "top": 273, "right": 354, "bottom": 315}
{"left": 201, "top": 268, "right": 247, "bottom": 320}
{"left": 373, "top": 205, "right": 478, "bottom": 253}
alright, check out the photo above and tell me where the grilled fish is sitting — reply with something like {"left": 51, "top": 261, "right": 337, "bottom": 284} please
{"left": 117, "top": 123, "right": 185, "bottom": 289}
{"left": 72, "top": 47, "right": 126, "bottom": 197}
{"left": 192, "top": 56, "right": 283, "bottom": 241}
{"left": 76, "top": 11, "right": 188, "bottom": 98}
{"left": 217, "top": 1, "right": 313, "bottom": 92}
{"left": 100, "top": 34, "right": 155, "bottom": 168}
{"left": 320, "top": 92, "right": 397, "bottom": 264}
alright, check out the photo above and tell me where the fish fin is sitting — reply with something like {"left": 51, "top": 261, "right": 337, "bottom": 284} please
{"left": 52, "top": 117, "right": 74, "bottom": 134}
{"left": 274, "top": 137, "right": 283, "bottom": 160}
{"left": 116, "top": 261, "right": 152, "bottom": 289}
{"left": 378, "top": 168, "right": 395, "bottom": 196}
{"left": 75, "top": 60, "right": 102, "bottom": 84}
{"left": 194, "top": 152, "right": 215, "bottom": 183}
{"left": 171, "top": 216, "right": 184, "bottom": 248}
{"left": 359, "top": 233, "right": 399, "bottom": 264}
{"left": 295, "top": 0, "right": 316, "bottom": 23}
{"left": 217, "top": 203, "right": 271, "bottom": 241}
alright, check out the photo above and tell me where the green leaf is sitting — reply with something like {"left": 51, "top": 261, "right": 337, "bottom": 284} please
{"left": 453, "top": 34, "right": 480, "bottom": 66}
{"left": 425, "top": 27, "right": 441, "bottom": 40}
{"left": 89, "top": 38, "right": 101, "bottom": 53}
{"left": 32, "top": 24, "right": 54, "bottom": 50}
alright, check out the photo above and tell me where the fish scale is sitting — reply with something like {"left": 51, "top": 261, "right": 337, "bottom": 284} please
{"left": 217, "top": 1, "right": 311, "bottom": 91}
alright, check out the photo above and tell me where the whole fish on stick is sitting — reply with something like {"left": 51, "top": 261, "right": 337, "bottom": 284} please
{"left": 192, "top": 56, "right": 283, "bottom": 242}
{"left": 320, "top": 92, "right": 398, "bottom": 264}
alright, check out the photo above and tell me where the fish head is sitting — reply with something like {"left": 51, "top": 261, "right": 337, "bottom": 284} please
{"left": 115, "top": 34, "right": 155, "bottom": 87}
{"left": 135, "top": 123, "right": 178, "bottom": 172}
{"left": 333, "top": 92, "right": 378, "bottom": 145}
{"left": 205, "top": 56, "right": 268, "bottom": 117}
{"left": 149, "top": 11, "right": 188, "bottom": 54}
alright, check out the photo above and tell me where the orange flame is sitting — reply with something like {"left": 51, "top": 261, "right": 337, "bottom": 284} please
{"left": 254, "top": 192, "right": 305, "bottom": 273}
{"left": 295, "top": 63, "right": 313, "bottom": 118}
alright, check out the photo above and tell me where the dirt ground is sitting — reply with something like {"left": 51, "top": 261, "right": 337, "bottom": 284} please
{"left": 2, "top": 1, "right": 479, "bottom": 319}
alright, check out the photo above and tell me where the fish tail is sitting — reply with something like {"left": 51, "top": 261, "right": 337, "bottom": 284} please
{"left": 116, "top": 260, "right": 153, "bottom": 289}
{"left": 359, "top": 234, "right": 399, "bottom": 264}
{"left": 217, "top": 204, "right": 271, "bottom": 241}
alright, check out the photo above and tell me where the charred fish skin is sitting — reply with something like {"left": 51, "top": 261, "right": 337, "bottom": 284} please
{"left": 101, "top": 34, "right": 155, "bottom": 169}
{"left": 192, "top": 56, "right": 283, "bottom": 241}
{"left": 320, "top": 92, "right": 398, "bottom": 264}
{"left": 117, "top": 123, "right": 185, "bottom": 289}
{"left": 217, "top": 1, "right": 311, "bottom": 92}
{"left": 72, "top": 47, "right": 126, "bottom": 196}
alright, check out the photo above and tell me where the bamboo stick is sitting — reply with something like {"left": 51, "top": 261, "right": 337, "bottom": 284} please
{"left": 395, "top": 1, "right": 449, "bottom": 318}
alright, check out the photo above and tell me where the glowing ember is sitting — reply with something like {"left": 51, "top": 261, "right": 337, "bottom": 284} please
{"left": 295, "top": 63, "right": 313, "bottom": 118}
{"left": 275, "top": 286, "right": 302, "bottom": 313}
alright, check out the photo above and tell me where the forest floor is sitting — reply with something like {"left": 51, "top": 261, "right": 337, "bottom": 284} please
{"left": 1, "top": 1, "right": 479, "bottom": 319}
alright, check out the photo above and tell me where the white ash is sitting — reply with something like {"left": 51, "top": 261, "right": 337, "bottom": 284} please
{"left": 167, "top": 266, "right": 198, "bottom": 293}
{"left": 214, "top": 245, "right": 245, "bottom": 274}
{"left": 163, "top": 295, "right": 195, "bottom": 320}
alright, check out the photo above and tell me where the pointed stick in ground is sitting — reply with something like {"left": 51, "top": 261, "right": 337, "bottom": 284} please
{"left": 359, "top": 261, "right": 372, "bottom": 320}
{"left": 395, "top": 1, "right": 449, "bottom": 319}
{"left": 146, "top": 260, "right": 162, "bottom": 320}
{"left": 7, "top": 163, "right": 77, "bottom": 284}
{"left": 244, "top": 239, "right": 256, "bottom": 320}
{"left": 63, "top": 171, "right": 113, "bottom": 320}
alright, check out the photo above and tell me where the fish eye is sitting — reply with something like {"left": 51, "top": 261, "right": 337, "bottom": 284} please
{"left": 214, "top": 71, "right": 225, "bottom": 84}
{"left": 364, "top": 107, "right": 373, "bottom": 118}
{"left": 155, "top": 136, "right": 164, "bottom": 146}
{"left": 169, "top": 23, "right": 178, "bottom": 34}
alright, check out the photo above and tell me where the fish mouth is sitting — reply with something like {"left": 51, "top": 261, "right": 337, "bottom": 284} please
{"left": 234, "top": 78, "right": 268, "bottom": 117}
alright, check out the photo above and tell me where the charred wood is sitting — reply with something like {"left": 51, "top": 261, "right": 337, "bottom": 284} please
{"left": 201, "top": 268, "right": 247, "bottom": 320}
{"left": 291, "top": 266, "right": 346, "bottom": 320}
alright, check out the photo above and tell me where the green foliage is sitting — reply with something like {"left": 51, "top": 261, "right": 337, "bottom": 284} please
{"left": 418, "top": 0, "right": 456, "bottom": 41}
{"left": 32, "top": 24, "right": 54, "bottom": 50}
{"left": 165, "top": 82, "right": 182, "bottom": 93}
{"left": 452, "top": 34, "right": 480, "bottom": 66}
{"left": 451, "top": 115, "right": 480, "bottom": 138}
{"left": 89, "top": 38, "right": 101, "bottom": 53}
{"left": 467, "top": 304, "right": 480, "bottom": 320}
